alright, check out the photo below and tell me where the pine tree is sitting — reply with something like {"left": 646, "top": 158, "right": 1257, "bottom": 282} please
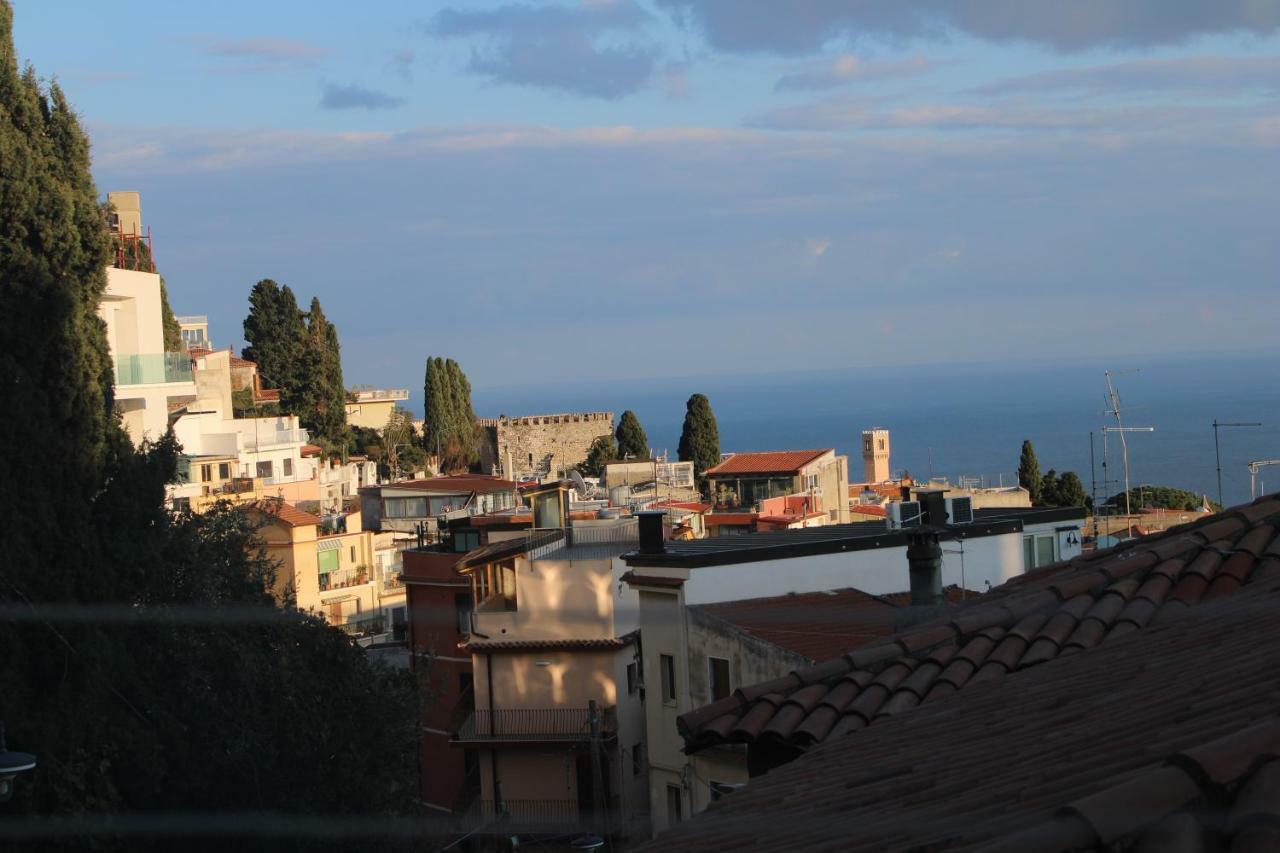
{"left": 615, "top": 410, "right": 649, "bottom": 460}
{"left": 1018, "top": 439, "right": 1043, "bottom": 505}
{"left": 678, "top": 393, "right": 721, "bottom": 493}
{"left": 1040, "top": 469, "right": 1061, "bottom": 507}
{"left": 1057, "top": 471, "right": 1088, "bottom": 508}
{"left": 302, "top": 297, "right": 347, "bottom": 447}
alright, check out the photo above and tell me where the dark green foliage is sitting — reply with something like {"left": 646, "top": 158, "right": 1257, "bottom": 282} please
{"left": 0, "top": 8, "right": 421, "bottom": 847}
{"left": 303, "top": 297, "right": 347, "bottom": 447}
{"left": 615, "top": 410, "right": 649, "bottom": 461}
{"left": 423, "top": 357, "right": 479, "bottom": 473}
{"left": 578, "top": 434, "right": 618, "bottom": 477}
{"left": 1040, "top": 469, "right": 1060, "bottom": 507}
{"left": 158, "top": 278, "right": 182, "bottom": 351}
{"left": 1056, "top": 471, "right": 1089, "bottom": 508}
{"left": 678, "top": 393, "right": 721, "bottom": 493}
{"left": 242, "top": 278, "right": 307, "bottom": 401}
{"left": 1018, "top": 440, "right": 1043, "bottom": 505}
{"left": 231, "top": 386, "right": 280, "bottom": 419}
{"left": 1106, "top": 484, "right": 1216, "bottom": 513}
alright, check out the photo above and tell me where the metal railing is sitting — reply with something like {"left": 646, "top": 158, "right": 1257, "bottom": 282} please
{"left": 319, "top": 569, "right": 368, "bottom": 591}
{"left": 461, "top": 799, "right": 586, "bottom": 832}
{"left": 454, "top": 706, "right": 617, "bottom": 741}
{"left": 114, "top": 352, "right": 192, "bottom": 385}
{"left": 336, "top": 613, "right": 384, "bottom": 636}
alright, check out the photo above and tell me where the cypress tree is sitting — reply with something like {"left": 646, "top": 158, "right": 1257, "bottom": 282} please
{"left": 423, "top": 357, "right": 479, "bottom": 473}
{"left": 302, "top": 297, "right": 347, "bottom": 447}
{"left": 615, "top": 409, "right": 649, "bottom": 460}
{"left": 1018, "top": 439, "right": 1043, "bottom": 505}
{"left": 678, "top": 393, "right": 721, "bottom": 492}
{"left": 242, "top": 279, "right": 307, "bottom": 414}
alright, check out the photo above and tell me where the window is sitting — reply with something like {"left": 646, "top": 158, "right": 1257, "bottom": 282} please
{"left": 172, "top": 497, "right": 190, "bottom": 512}
{"left": 455, "top": 593, "right": 473, "bottom": 635}
{"left": 660, "top": 654, "right": 677, "bottom": 704}
{"left": 632, "top": 744, "right": 644, "bottom": 776}
{"left": 666, "top": 785, "right": 683, "bottom": 823}
{"left": 283, "top": 458, "right": 293, "bottom": 478}
{"left": 878, "top": 439, "right": 886, "bottom": 451}
{"left": 384, "top": 497, "right": 427, "bottom": 518}
{"left": 200, "top": 464, "right": 212, "bottom": 483}
{"left": 453, "top": 531, "right": 480, "bottom": 552}
{"left": 256, "top": 460, "right": 273, "bottom": 479}
{"left": 627, "top": 661, "right": 639, "bottom": 695}
{"left": 218, "top": 462, "right": 230, "bottom": 479}
{"left": 708, "top": 657, "right": 731, "bottom": 702}
{"left": 1023, "top": 534, "right": 1059, "bottom": 570}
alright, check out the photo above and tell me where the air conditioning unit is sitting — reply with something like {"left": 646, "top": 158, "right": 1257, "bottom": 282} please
{"left": 887, "top": 501, "right": 922, "bottom": 530}
{"left": 946, "top": 496, "right": 974, "bottom": 525}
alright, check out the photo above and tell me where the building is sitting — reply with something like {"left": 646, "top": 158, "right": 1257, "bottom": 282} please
{"left": 704, "top": 449, "right": 851, "bottom": 529}
{"left": 98, "top": 265, "right": 198, "bottom": 445}
{"left": 650, "top": 493, "right": 1280, "bottom": 851}
{"left": 345, "top": 387, "right": 409, "bottom": 430}
{"left": 251, "top": 500, "right": 407, "bottom": 637}
{"left": 477, "top": 411, "right": 615, "bottom": 479}
{"left": 360, "top": 475, "right": 520, "bottom": 539}
{"left": 603, "top": 459, "right": 699, "bottom": 505}
{"left": 176, "top": 315, "right": 210, "bottom": 351}
{"left": 106, "top": 189, "right": 142, "bottom": 237}
{"left": 862, "top": 427, "right": 891, "bottom": 483}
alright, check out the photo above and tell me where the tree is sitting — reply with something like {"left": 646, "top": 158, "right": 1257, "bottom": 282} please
{"left": 1056, "top": 471, "right": 1089, "bottom": 508}
{"left": 302, "top": 297, "right": 347, "bottom": 447}
{"left": 103, "top": 202, "right": 182, "bottom": 351}
{"left": 242, "top": 278, "right": 307, "bottom": 410}
{"left": 1040, "top": 469, "right": 1061, "bottom": 507}
{"left": 678, "top": 393, "right": 721, "bottom": 493}
{"left": 578, "top": 434, "right": 618, "bottom": 477}
{"left": 1106, "top": 484, "right": 1218, "bottom": 513}
{"left": 423, "top": 357, "right": 479, "bottom": 473}
{"left": 615, "top": 410, "right": 649, "bottom": 461}
{"left": 380, "top": 406, "right": 426, "bottom": 480}
{"left": 1018, "top": 439, "right": 1043, "bottom": 505}
{"left": 0, "top": 8, "right": 421, "bottom": 846}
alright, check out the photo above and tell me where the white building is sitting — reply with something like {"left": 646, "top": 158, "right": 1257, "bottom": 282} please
{"left": 98, "top": 267, "right": 198, "bottom": 445}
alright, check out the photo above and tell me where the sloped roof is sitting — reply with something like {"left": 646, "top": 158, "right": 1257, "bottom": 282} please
{"left": 677, "top": 494, "right": 1280, "bottom": 759}
{"left": 647, "top": 577, "right": 1280, "bottom": 851}
{"left": 706, "top": 449, "right": 831, "bottom": 476}
{"left": 251, "top": 499, "right": 321, "bottom": 528}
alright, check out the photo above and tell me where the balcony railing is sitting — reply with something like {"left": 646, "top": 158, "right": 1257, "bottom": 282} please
{"left": 336, "top": 613, "right": 384, "bottom": 637}
{"left": 318, "top": 569, "right": 368, "bottom": 591}
{"left": 114, "top": 352, "right": 192, "bottom": 385}
{"left": 461, "top": 799, "right": 587, "bottom": 833}
{"left": 453, "top": 706, "right": 617, "bottom": 742}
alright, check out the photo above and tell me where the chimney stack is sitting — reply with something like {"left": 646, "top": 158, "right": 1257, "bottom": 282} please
{"left": 636, "top": 510, "right": 666, "bottom": 555}
{"left": 906, "top": 529, "right": 943, "bottom": 607}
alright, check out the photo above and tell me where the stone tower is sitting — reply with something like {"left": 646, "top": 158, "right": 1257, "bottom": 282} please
{"left": 862, "top": 428, "right": 890, "bottom": 483}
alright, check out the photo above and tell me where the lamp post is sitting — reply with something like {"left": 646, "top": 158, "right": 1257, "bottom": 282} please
{"left": 1213, "top": 417, "right": 1264, "bottom": 504}
{"left": 0, "top": 722, "right": 36, "bottom": 804}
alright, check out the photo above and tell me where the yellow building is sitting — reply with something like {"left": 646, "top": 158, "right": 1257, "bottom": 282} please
{"left": 251, "top": 500, "right": 406, "bottom": 635}
{"left": 345, "top": 388, "right": 409, "bottom": 430}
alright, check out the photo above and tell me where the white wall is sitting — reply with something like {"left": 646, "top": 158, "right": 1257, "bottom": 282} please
{"left": 681, "top": 531, "right": 1025, "bottom": 605}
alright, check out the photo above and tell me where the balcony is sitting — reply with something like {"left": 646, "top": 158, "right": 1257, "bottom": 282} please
{"left": 461, "top": 799, "right": 587, "bottom": 833}
{"left": 318, "top": 568, "right": 368, "bottom": 591}
{"left": 453, "top": 706, "right": 617, "bottom": 743}
{"left": 114, "top": 352, "right": 192, "bottom": 386}
{"left": 336, "top": 613, "right": 384, "bottom": 637}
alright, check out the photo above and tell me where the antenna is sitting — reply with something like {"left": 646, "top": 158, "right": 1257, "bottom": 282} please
{"left": 1103, "top": 370, "right": 1155, "bottom": 516}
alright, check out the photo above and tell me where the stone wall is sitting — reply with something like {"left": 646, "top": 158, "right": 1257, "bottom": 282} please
{"left": 477, "top": 411, "right": 614, "bottom": 478}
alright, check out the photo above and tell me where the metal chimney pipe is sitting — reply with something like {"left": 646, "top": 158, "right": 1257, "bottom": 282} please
{"left": 636, "top": 510, "right": 666, "bottom": 555}
{"left": 906, "top": 529, "right": 943, "bottom": 607}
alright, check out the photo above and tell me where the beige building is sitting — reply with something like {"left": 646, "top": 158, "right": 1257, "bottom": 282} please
{"left": 106, "top": 190, "right": 142, "bottom": 237}
{"left": 177, "top": 315, "right": 210, "bottom": 351}
{"left": 253, "top": 501, "right": 407, "bottom": 637}
{"left": 862, "top": 427, "right": 891, "bottom": 483}
{"left": 705, "top": 449, "right": 851, "bottom": 525}
{"left": 98, "top": 265, "right": 198, "bottom": 445}
{"left": 345, "top": 387, "right": 409, "bottom": 430}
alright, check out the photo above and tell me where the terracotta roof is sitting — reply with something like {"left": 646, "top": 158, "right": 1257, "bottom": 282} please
{"left": 706, "top": 449, "right": 832, "bottom": 476}
{"left": 651, "top": 500, "right": 712, "bottom": 513}
{"left": 300, "top": 444, "right": 323, "bottom": 457}
{"left": 849, "top": 504, "right": 887, "bottom": 518}
{"left": 676, "top": 494, "right": 1280, "bottom": 766}
{"left": 251, "top": 499, "right": 321, "bottom": 528}
{"left": 648, "top": 579, "right": 1280, "bottom": 851}
{"left": 461, "top": 632, "right": 638, "bottom": 653}
{"left": 697, "top": 586, "right": 976, "bottom": 662}
{"left": 375, "top": 474, "right": 519, "bottom": 494}
{"left": 704, "top": 512, "right": 758, "bottom": 527}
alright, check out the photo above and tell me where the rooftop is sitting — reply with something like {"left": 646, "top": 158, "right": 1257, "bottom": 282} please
{"left": 706, "top": 449, "right": 832, "bottom": 477}
{"left": 250, "top": 499, "right": 322, "bottom": 528}
{"left": 675, "top": 494, "right": 1274, "bottom": 778}
{"left": 368, "top": 474, "right": 519, "bottom": 495}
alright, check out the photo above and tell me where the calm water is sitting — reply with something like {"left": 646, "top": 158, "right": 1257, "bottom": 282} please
{"left": 471, "top": 350, "right": 1280, "bottom": 508}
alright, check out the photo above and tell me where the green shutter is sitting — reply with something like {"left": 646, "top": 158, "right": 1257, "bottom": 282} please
{"left": 318, "top": 549, "right": 339, "bottom": 574}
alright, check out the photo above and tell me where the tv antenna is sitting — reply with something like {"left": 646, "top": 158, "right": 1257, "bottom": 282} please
{"left": 1103, "top": 370, "right": 1155, "bottom": 516}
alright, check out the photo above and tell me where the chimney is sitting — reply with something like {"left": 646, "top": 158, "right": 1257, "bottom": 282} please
{"left": 906, "top": 529, "right": 943, "bottom": 607}
{"left": 636, "top": 510, "right": 666, "bottom": 555}
{"left": 917, "top": 489, "right": 948, "bottom": 526}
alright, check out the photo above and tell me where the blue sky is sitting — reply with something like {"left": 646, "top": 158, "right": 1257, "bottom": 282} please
{"left": 11, "top": 1, "right": 1280, "bottom": 395}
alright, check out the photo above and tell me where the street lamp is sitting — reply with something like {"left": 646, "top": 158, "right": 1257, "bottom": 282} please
{"left": 1213, "top": 420, "right": 1262, "bottom": 508}
{"left": 0, "top": 722, "right": 36, "bottom": 803}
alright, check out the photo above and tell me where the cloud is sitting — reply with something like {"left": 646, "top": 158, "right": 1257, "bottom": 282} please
{"left": 319, "top": 83, "right": 407, "bottom": 111}
{"left": 188, "top": 36, "right": 331, "bottom": 73}
{"left": 776, "top": 54, "right": 931, "bottom": 91}
{"left": 974, "top": 55, "right": 1280, "bottom": 97}
{"left": 428, "top": 1, "right": 657, "bottom": 98}
{"left": 654, "top": 0, "right": 1280, "bottom": 54}
{"left": 390, "top": 48, "right": 416, "bottom": 82}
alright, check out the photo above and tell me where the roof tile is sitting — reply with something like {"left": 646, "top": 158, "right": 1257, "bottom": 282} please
{"left": 705, "top": 449, "right": 832, "bottom": 476}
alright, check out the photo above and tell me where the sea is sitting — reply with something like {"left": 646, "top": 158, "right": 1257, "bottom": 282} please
{"left": 469, "top": 349, "right": 1280, "bottom": 509}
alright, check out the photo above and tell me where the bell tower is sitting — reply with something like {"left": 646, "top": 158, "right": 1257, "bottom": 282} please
{"left": 862, "top": 428, "right": 890, "bottom": 483}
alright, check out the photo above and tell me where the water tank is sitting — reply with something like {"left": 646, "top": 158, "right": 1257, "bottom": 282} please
{"left": 609, "top": 485, "right": 632, "bottom": 507}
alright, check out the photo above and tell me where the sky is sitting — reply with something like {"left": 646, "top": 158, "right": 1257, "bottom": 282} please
{"left": 10, "top": 1, "right": 1280, "bottom": 398}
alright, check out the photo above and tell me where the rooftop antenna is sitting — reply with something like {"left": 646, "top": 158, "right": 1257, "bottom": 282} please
{"left": 1248, "top": 458, "right": 1280, "bottom": 500}
{"left": 1104, "top": 370, "right": 1155, "bottom": 516}
{"left": 1214, "top": 420, "right": 1262, "bottom": 507}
